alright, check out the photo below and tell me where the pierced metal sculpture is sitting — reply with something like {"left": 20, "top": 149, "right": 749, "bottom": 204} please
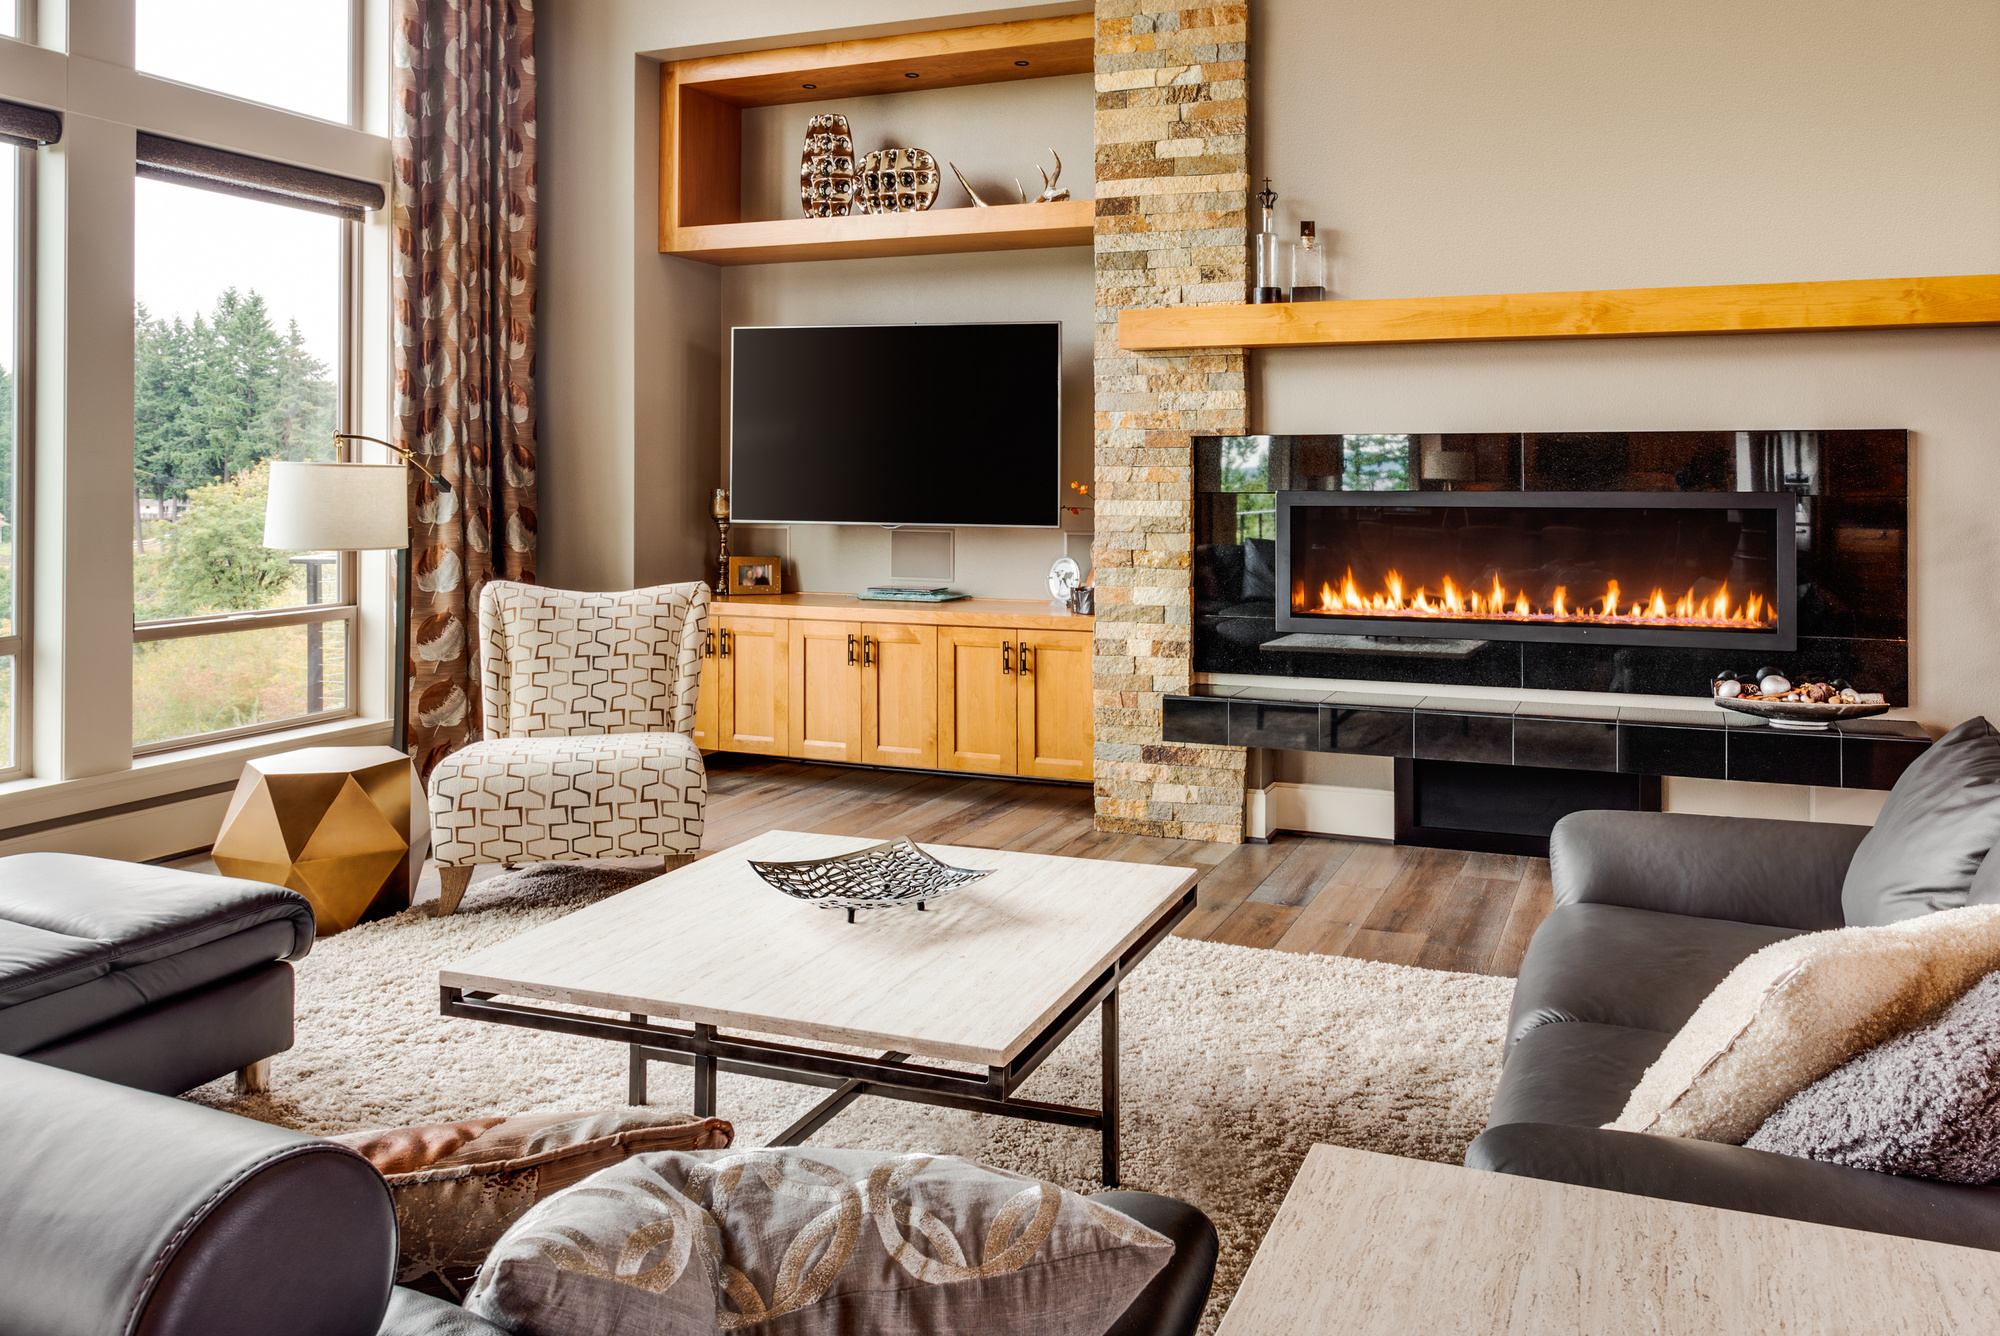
{"left": 748, "top": 837, "right": 993, "bottom": 922}
{"left": 854, "top": 147, "right": 939, "bottom": 214}
{"left": 799, "top": 114, "right": 856, "bottom": 218}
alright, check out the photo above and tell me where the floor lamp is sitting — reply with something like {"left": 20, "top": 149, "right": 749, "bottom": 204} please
{"left": 264, "top": 442, "right": 452, "bottom": 753}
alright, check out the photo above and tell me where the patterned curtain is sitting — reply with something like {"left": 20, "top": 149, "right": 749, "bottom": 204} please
{"left": 391, "top": 0, "right": 539, "bottom": 781}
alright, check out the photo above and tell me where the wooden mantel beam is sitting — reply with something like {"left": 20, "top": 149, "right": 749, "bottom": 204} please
{"left": 1117, "top": 274, "right": 2000, "bottom": 351}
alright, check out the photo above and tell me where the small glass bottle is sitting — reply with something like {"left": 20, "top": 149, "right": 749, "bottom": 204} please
{"left": 1291, "top": 221, "right": 1326, "bottom": 302}
{"left": 1249, "top": 178, "right": 1289, "bottom": 304}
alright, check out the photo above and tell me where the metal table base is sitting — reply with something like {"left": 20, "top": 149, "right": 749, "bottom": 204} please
{"left": 441, "top": 886, "right": 1194, "bottom": 1187}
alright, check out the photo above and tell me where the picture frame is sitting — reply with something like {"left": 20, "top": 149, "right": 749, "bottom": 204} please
{"left": 727, "top": 555, "right": 785, "bottom": 597}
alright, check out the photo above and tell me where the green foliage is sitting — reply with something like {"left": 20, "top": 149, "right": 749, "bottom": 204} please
{"left": 0, "top": 362, "right": 13, "bottom": 517}
{"left": 133, "top": 291, "right": 335, "bottom": 504}
{"left": 140, "top": 461, "right": 303, "bottom": 620}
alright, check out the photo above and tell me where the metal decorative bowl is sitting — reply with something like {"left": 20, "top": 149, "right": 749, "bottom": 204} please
{"left": 1716, "top": 697, "right": 1893, "bottom": 731}
{"left": 747, "top": 837, "right": 993, "bottom": 921}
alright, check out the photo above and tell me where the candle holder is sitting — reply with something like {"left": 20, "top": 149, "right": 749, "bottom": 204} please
{"left": 712, "top": 488, "right": 730, "bottom": 599}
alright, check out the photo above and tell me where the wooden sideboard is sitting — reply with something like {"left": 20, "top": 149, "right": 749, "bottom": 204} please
{"left": 695, "top": 594, "right": 1095, "bottom": 783}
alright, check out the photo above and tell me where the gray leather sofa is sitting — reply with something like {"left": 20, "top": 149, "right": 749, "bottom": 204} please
{"left": 0, "top": 1052, "right": 1218, "bottom": 1336}
{"left": 1466, "top": 809, "right": 2000, "bottom": 1249}
{"left": 0, "top": 853, "right": 313, "bottom": 1095}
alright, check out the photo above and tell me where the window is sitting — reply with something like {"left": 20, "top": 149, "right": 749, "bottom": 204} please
{"left": 131, "top": 178, "right": 355, "bottom": 751}
{"left": 136, "top": 0, "right": 353, "bottom": 125}
{"left": 0, "top": 144, "right": 22, "bottom": 773}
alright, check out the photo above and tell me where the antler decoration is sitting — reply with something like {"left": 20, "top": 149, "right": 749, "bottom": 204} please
{"left": 948, "top": 150, "right": 1070, "bottom": 207}
{"left": 948, "top": 162, "right": 991, "bottom": 208}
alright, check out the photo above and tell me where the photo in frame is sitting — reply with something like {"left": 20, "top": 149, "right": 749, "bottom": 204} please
{"left": 727, "top": 555, "right": 784, "bottom": 596}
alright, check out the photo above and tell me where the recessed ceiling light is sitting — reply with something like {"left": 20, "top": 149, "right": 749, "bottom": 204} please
{"left": 802, "top": 83, "right": 816, "bottom": 89}
{"left": 1015, "top": 60, "right": 1030, "bottom": 66}
{"left": 905, "top": 72, "right": 920, "bottom": 78}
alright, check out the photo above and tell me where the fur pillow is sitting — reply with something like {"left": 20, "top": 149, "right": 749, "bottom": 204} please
{"left": 332, "top": 1108, "right": 733, "bottom": 1288}
{"left": 1746, "top": 971, "right": 2000, "bottom": 1181}
{"left": 466, "top": 1149, "right": 1173, "bottom": 1336}
{"left": 1606, "top": 905, "right": 2000, "bottom": 1143}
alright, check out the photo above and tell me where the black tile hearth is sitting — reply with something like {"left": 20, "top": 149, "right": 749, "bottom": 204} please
{"left": 1838, "top": 719, "right": 1933, "bottom": 790}
{"left": 1161, "top": 695, "right": 1229, "bottom": 746}
{"left": 1514, "top": 717, "right": 1619, "bottom": 772}
{"left": 1416, "top": 710, "right": 1514, "bottom": 765}
{"left": 1228, "top": 699, "right": 1326, "bottom": 750}
{"left": 1326, "top": 707, "right": 1413, "bottom": 757}
{"left": 1619, "top": 724, "right": 1726, "bottom": 779}
{"left": 1727, "top": 727, "right": 1842, "bottom": 787}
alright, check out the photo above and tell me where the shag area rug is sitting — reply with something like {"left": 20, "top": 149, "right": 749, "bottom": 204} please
{"left": 188, "top": 862, "right": 1514, "bottom": 1331}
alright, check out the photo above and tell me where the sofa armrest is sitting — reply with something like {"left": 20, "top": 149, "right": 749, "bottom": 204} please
{"left": 1466, "top": 1122, "right": 2000, "bottom": 1252}
{"left": 1550, "top": 810, "right": 1862, "bottom": 930}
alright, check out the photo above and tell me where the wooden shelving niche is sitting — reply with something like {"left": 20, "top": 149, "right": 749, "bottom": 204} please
{"left": 661, "top": 15, "right": 1095, "bottom": 266}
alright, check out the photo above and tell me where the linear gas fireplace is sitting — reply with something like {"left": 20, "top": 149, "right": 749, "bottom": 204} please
{"left": 1276, "top": 491, "right": 1798, "bottom": 651}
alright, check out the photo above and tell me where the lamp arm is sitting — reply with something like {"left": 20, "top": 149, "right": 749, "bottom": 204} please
{"left": 332, "top": 432, "right": 454, "bottom": 493}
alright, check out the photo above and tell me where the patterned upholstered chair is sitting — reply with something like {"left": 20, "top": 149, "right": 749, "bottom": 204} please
{"left": 426, "top": 580, "right": 710, "bottom": 915}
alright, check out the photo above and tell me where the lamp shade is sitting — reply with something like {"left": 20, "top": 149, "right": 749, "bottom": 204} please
{"left": 262, "top": 461, "right": 409, "bottom": 551}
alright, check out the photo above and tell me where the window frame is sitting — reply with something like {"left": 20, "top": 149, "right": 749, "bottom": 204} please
{"left": 127, "top": 193, "right": 364, "bottom": 757}
{"left": 0, "top": 141, "right": 36, "bottom": 780}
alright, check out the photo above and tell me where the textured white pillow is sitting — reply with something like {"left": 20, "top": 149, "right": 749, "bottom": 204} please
{"left": 1607, "top": 905, "right": 2000, "bottom": 1143}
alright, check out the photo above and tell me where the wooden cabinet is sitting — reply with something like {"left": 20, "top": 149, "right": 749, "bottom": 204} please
{"left": 862, "top": 624, "right": 938, "bottom": 769}
{"left": 939, "top": 627, "right": 1019, "bottom": 774}
{"left": 713, "top": 616, "right": 788, "bottom": 756}
{"left": 698, "top": 595, "right": 1092, "bottom": 784}
{"left": 1017, "top": 629, "right": 1093, "bottom": 781}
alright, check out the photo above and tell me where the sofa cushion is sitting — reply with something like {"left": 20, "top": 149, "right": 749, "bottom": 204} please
{"left": 1843, "top": 716, "right": 2000, "bottom": 926}
{"left": 0, "top": 854, "right": 316, "bottom": 968}
{"left": 1746, "top": 970, "right": 2000, "bottom": 1182}
{"left": 466, "top": 1149, "right": 1174, "bottom": 1336}
{"left": 1488, "top": 1022, "right": 1670, "bottom": 1130}
{"left": 1608, "top": 905, "right": 2000, "bottom": 1143}
{"left": 1506, "top": 903, "right": 1801, "bottom": 1052}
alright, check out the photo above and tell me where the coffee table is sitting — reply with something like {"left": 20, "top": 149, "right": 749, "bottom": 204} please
{"left": 1219, "top": 1144, "right": 2000, "bottom": 1333}
{"left": 438, "top": 830, "right": 1199, "bottom": 1185}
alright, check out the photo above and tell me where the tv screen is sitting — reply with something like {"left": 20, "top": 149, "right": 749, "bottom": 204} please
{"left": 730, "top": 322, "right": 1061, "bottom": 527}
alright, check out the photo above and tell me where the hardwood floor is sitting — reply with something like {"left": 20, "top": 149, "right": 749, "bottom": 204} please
{"left": 698, "top": 757, "right": 1551, "bottom": 978}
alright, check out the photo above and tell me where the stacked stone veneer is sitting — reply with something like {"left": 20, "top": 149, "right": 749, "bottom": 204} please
{"left": 1091, "top": 2, "right": 1250, "bottom": 842}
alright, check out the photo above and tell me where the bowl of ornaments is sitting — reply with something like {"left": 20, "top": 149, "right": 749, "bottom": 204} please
{"left": 1711, "top": 667, "right": 1891, "bottom": 730}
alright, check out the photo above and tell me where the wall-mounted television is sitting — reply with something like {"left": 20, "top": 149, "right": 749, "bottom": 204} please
{"left": 729, "top": 322, "right": 1061, "bottom": 527}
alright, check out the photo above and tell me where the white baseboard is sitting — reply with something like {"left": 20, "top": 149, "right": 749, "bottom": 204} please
{"left": 1248, "top": 781, "right": 1396, "bottom": 842}
{"left": 0, "top": 792, "right": 234, "bottom": 862}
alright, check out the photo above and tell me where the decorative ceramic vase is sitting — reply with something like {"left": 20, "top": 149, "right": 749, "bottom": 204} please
{"left": 799, "top": 114, "right": 856, "bottom": 218}
{"left": 854, "top": 148, "right": 939, "bottom": 214}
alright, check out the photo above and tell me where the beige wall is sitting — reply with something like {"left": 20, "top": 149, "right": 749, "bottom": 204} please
{"left": 539, "top": 0, "right": 1997, "bottom": 723}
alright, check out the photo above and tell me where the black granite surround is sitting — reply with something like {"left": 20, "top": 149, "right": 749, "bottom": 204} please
{"left": 1162, "top": 684, "right": 1932, "bottom": 792}
{"left": 1195, "top": 431, "right": 1910, "bottom": 702}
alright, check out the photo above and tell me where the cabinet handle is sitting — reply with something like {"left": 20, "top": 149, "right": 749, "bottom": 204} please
{"left": 1018, "top": 642, "right": 1032, "bottom": 676}
{"left": 862, "top": 635, "right": 874, "bottom": 667}
{"left": 720, "top": 629, "right": 732, "bottom": 658}
{"left": 847, "top": 633, "right": 858, "bottom": 666}
{"left": 704, "top": 629, "right": 715, "bottom": 658}
{"left": 1002, "top": 641, "right": 1014, "bottom": 675}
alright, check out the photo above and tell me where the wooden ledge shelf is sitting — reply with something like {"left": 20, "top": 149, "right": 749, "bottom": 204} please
{"left": 714, "top": 591, "right": 1091, "bottom": 633}
{"left": 662, "top": 15, "right": 1095, "bottom": 266}
{"left": 670, "top": 199, "right": 1092, "bottom": 266}
{"left": 1117, "top": 274, "right": 2000, "bottom": 351}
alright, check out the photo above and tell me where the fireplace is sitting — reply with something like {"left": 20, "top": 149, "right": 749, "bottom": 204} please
{"left": 1275, "top": 491, "right": 1798, "bottom": 652}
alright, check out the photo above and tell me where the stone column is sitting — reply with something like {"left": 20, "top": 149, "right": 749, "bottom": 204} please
{"left": 1091, "top": 2, "right": 1250, "bottom": 842}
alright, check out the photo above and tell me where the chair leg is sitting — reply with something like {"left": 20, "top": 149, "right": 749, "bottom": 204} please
{"left": 234, "top": 1058, "right": 272, "bottom": 1096}
{"left": 662, "top": 853, "right": 696, "bottom": 874}
{"left": 437, "top": 866, "right": 475, "bottom": 916}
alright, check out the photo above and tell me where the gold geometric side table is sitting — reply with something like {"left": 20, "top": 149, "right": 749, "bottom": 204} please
{"left": 213, "top": 746, "right": 431, "bottom": 936}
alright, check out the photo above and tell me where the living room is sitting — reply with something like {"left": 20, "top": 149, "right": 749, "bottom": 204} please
{"left": 4, "top": 0, "right": 2000, "bottom": 1333}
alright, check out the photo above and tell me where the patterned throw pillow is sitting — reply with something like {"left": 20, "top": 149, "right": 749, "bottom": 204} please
{"left": 1747, "top": 971, "right": 2000, "bottom": 1181}
{"left": 332, "top": 1109, "right": 733, "bottom": 1288}
{"left": 464, "top": 1149, "right": 1174, "bottom": 1336}
{"left": 1606, "top": 905, "right": 2000, "bottom": 1143}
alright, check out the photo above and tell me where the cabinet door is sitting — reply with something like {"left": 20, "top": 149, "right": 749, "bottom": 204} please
{"left": 1016, "top": 629, "right": 1094, "bottom": 780}
{"left": 718, "top": 617, "right": 788, "bottom": 756}
{"left": 937, "top": 627, "right": 1018, "bottom": 774}
{"left": 788, "top": 620, "right": 863, "bottom": 763}
{"left": 862, "top": 623, "right": 937, "bottom": 769}
{"left": 691, "top": 624, "right": 721, "bottom": 751}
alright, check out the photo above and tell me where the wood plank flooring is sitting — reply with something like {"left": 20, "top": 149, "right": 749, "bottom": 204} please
{"left": 693, "top": 757, "right": 1549, "bottom": 977}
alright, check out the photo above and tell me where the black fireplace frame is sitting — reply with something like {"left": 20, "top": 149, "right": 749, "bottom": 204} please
{"left": 1274, "top": 489, "right": 1800, "bottom": 652}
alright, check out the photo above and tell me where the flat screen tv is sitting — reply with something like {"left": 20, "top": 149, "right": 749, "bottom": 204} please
{"left": 730, "top": 322, "right": 1060, "bottom": 527}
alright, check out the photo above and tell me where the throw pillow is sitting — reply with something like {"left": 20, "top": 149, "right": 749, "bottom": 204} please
{"left": 1842, "top": 716, "right": 2000, "bottom": 926}
{"left": 464, "top": 1148, "right": 1174, "bottom": 1336}
{"left": 1605, "top": 904, "right": 2000, "bottom": 1143}
{"left": 1746, "top": 971, "right": 2000, "bottom": 1182}
{"left": 331, "top": 1108, "right": 733, "bottom": 1288}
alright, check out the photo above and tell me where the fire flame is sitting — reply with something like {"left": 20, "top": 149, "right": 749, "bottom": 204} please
{"left": 1301, "top": 568, "right": 1769, "bottom": 629}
